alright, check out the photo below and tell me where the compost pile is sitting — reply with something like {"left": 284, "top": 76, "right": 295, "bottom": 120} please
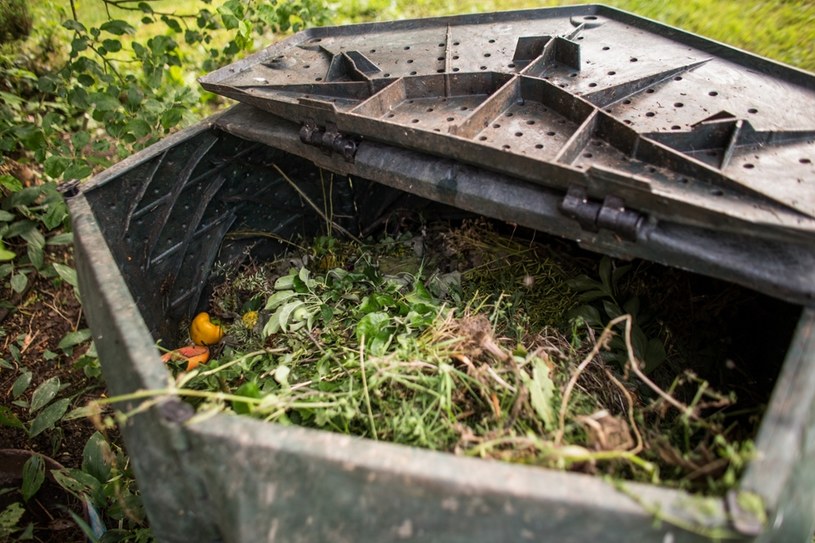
{"left": 166, "top": 218, "right": 774, "bottom": 494}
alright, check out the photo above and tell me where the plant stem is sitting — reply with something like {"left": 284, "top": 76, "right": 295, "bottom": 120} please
{"left": 359, "top": 337, "right": 378, "bottom": 440}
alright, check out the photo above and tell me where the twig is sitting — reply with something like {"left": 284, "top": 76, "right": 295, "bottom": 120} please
{"left": 271, "top": 163, "right": 361, "bottom": 243}
{"left": 555, "top": 315, "right": 625, "bottom": 445}
{"left": 620, "top": 316, "right": 698, "bottom": 421}
{"left": 603, "top": 368, "right": 643, "bottom": 454}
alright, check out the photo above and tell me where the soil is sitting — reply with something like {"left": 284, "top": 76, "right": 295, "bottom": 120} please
{"left": 1, "top": 261, "right": 100, "bottom": 543}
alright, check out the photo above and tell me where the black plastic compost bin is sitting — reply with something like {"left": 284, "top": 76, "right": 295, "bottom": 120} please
{"left": 67, "top": 5, "right": 815, "bottom": 543}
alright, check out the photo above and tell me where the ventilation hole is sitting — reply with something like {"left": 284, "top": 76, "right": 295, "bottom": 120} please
{"left": 315, "top": 77, "right": 322, "bottom": 81}
{"left": 447, "top": 117, "right": 455, "bottom": 122}
{"left": 426, "top": 107, "right": 434, "bottom": 112}
{"left": 436, "top": 69, "right": 445, "bottom": 73}
{"left": 406, "top": 59, "right": 414, "bottom": 64}
{"left": 387, "top": 113, "right": 395, "bottom": 118}
{"left": 671, "top": 125, "right": 681, "bottom": 130}
{"left": 437, "top": 56, "right": 444, "bottom": 61}
{"left": 535, "top": 144, "right": 544, "bottom": 149}
{"left": 711, "top": 189, "right": 724, "bottom": 196}
{"left": 303, "top": 64, "right": 311, "bottom": 69}
{"left": 479, "top": 136, "right": 488, "bottom": 141}
{"left": 546, "top": 131, "right": 556, "bottom": 136}
{"left": 674, "top": 76, "right": 683, "bottom": 81}
{"left": 438, "top": 43, "right": 444, "bottom": 47}
{"left": 484, "top": 53, "right": 491, "bottom": 57}
{"left": 480, "top": 66, "right": 487, "bottom": 70}
{"left": 748, "top": 108, "right": 758, "bottom": 114}
{"left": 623, "top": 99, "right": 632, "bottom": 105}
{"left": 488, "top": 39, "right": 496, "bottom": 43}
{"left": 411, "top": 119, "right": 419, "bottom": 123}
{"left": 410, "top": 71, "right": 417, "bottom": 75}
{"left": 646, "top": 88, "right": 655, "bottom": 94}
{"left": 311, "top": 38, "right": 322, "bottom": 43}
{"left": 453, "top": 67, "right": 460, "bottom": 72}
{"left": 645, "top": 112, "right": 655, "bottom": 117}
{"left": 493, "top": 123, "right": 501, "bottom": 128}
{"left": 384, "top": 73, "right": 391, "bottom": 77}
{"left": 608, "top": 71, "right": 616, "bottom": 75}
{"left": 460, "top": 106, "right": 468, "bottom": 111}
{"left": 577, "top": 36, "right": 584, "bottom": 40}
{"left": 624, "top": 120, "right": 632, "bottom": 125}
{"left": 526, "top": 120, "right": 535, "bottom": 125}
{"left": 583, "top": 152, "right": 593, "bottom": 158}
{"left": 570, "top": 73, "right": 578, "bottom": 78}
{"left": 452, "top": 55, "right": 460, "bottom": 60}
{"left": 602, "top": 46, "right": 610, "bottom": 51}
{"left": 370, "top": 49, "right": 376, "bottom": 53}
{"left": 434, "top": 128, "right": 441, "bottom": 132}
{"left": 709, "top": 91, "right": 718, "bottom": 96}
{"left": 515, "top": 132, "right": 523, "bottom": 137}
{"left": 453, "top": 41, "right": 460, "bottom": 46}
{"left": 800, "top": 158, "right": 812, "bottom": 164}
{"left": 407, "top": 99, "right": 414, "bottom": 104}
{"left": 648, "top": 166, "right": 657, "bottom": 173}
{"left": 506, "top": 112, "right": 514, "bottom": 117}
{"left": 404, "top": 46, "right": 411, "bottom": 50}
{"left": 559, "top": 83, "right": 567, "bottom": 88}
{"left": 508, "top": 63, "right": 516, "bottom": 68}
{"left": 674, "top": 102, "right": 684, "bottom": 107}
{"left": 585, "top": 15, "right": 598, "bottom": 20}
{"left": 588, "top": 82, "right": 598, "bottom": 88}
{"left": 679, "top": 177, "right": 689, "bottom": 184}
{"left": 743, "top": 163, "right": 755, "bottom": 169}
{"left": 630, "top": 57, "right": 638, "bottom": 62}
{"left": 502, "top": 144, "right": 511, "bottom": 149}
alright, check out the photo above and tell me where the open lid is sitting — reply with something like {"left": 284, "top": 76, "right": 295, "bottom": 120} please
{"left": 200, "top": 5, "right": 815, "bottom": 302}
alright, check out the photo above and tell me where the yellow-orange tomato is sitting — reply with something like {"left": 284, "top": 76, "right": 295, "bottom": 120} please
{"left": 190, "top": 312, "right": 224, "bottom": 346}
{"left": 161, "top": 345, "right": 210, "bottom": 371}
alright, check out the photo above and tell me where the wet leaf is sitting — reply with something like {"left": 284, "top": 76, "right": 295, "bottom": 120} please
{"left": 29, "top": 398, "right": 70, "bottom": 438}
{"left": 21, "top": 455, "right": 45, "bottom": 502}
{"left": 30, "top": 376, "right": 60, "bottom": 413}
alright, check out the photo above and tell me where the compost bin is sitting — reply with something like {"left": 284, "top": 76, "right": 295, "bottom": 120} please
{"left": 67, "top": 5, "right": 815, "bottom": 543}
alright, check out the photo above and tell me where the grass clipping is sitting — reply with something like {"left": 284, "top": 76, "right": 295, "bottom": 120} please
{"left": 168, "top": 219, "right": 757, "bottom": 494}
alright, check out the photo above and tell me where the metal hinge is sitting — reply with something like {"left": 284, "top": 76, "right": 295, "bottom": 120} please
{"left": 560, "top": 186, "right": 645, "bottom": 242}
{"left": 299, "top": 122, "right": 359, "bottom": 162}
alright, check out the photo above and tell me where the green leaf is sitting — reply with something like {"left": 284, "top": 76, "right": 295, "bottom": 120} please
{"left": 0, "top": 406, "right": 23, "bottom": 429}
{"left": 277, "top": 300, "right": 305, "bottom": 332}
{"left": 63, "top": 162, "right": 92, "bottom": 180}
{"left": 12, "top": 371, "right": 32, "bottom": 399}
{"left": 52, "top": 468, "right": 104, "bottom": 507}
{"left": 47, "top": 232, "right": 73, "bottom": 246}
{"left": 53, "top": 263, "right": 78, "bottom": 288}
{"left": 232, "top": 382, "right": 261, "bottom": 414}
{"left": 58, "top": 329, "right": 92, "bottom": 352}
{"left": 569, "top": 305, "right": 602, "bottom": 327}
{"left": 602, "top": 300, "right": 622, "bottom": 319}
{"left": 0, "top": 241, "right": 14, "bottom": 261}
{"left": 0, "top": 210, "right": 14, "bottom": 222}
{"left": 82, "top": 432, "right": 112, "bottom": 483}
{"left": 90, "top": 92, "right": 120, "bottom": 112}
{"left": 102, "top": 39, "right": 122, "bottom": 53}
{"left": 0, "top": 503, "right": 25, "bottom": 538}
{"left": 27, "top": 242, "right": 44, "bottom": 270}
{"left": 264, "top": 290, "right": 298, "bottom": 310}
{"left": 29, "top": 398, "right": 70, "bottom": 437}
{"left": 21, "top": 455, "right": 45, "bottom": 502}
{"left": 44, "top": 155, "right": 69, "bottom": 178}
{"left": 10, "top": 272, "right": 28, "bottom": 294}
{"left": 356, "top": 311, "right": 392, "bottom": 355}
{"left": 30, "top": 376, "right": 60, "bottom": 413}
{"left": 62, "top": 20, "right": 87, "bottom": 32}
{"left": 522, "top": 357, "right": 556, "bottom": 430}
{"left": 100, "top": 20, "right": 135, "bottom": 36}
